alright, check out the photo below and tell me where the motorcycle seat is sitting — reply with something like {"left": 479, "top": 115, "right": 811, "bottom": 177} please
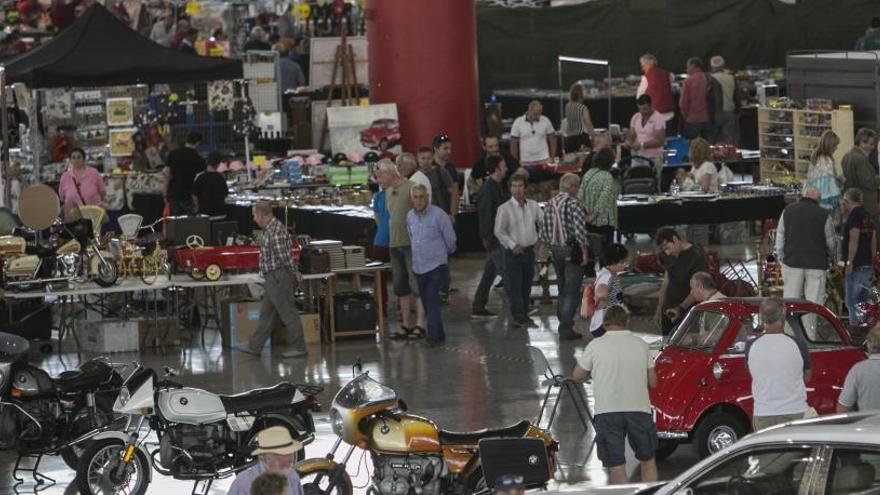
{"left": 439, "top": 420, "right": 531, "bottom": 445}
{"left": 54, "top": 360, "right": 115, "bottom": 392}
{"left": 220, "top": 382, "right": 296, "bottom": 414}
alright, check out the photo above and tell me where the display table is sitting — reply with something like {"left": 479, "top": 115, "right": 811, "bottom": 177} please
{"left": 617, "top": 194, "right": 787, "bottom": 234}
{"left": 327, "top": 264, "right": 391, "bottom": 342}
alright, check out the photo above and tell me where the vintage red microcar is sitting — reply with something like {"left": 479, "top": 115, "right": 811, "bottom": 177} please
{"left": 651, "top": 298, "right": 865, "bottom": 459}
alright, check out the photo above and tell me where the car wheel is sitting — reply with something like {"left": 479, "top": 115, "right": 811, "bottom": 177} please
{"left": 693, "top": 412, "right": 747, "bottom": 459}
{"left": 655, "top": 439, "right": 678, "bottom": 460}
{"left": 205, "top": 263, "right": 223, "bottom": 281}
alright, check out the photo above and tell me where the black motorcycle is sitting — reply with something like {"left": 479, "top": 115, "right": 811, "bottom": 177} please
{"left": 0, "top": 332, "right": 124, "bottom": 477}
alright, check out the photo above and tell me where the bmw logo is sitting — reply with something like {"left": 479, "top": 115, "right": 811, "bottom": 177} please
{"left": 180, "top": 398, "right": 188, "bottom": 406}
{"left": 528, "top": 454, "right": 539, "bottom": 465}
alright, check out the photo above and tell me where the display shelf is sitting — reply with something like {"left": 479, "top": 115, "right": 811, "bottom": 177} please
{"left": 759, "top": 106, "right": 854, "bottom": 182}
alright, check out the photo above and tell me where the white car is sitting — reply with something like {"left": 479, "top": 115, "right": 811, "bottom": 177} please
{"left": 561, "top": 412, "right": 880, "bottom": 495}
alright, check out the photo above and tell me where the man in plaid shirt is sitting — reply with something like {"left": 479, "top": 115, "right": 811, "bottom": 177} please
{"left": 238, "top": 201, "right": 307, "bottom": 358}
{"left": 540, "top": 173, "right": 590, "bottom": 340}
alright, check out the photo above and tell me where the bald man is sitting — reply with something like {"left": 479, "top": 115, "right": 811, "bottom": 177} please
{"left": 775, "top": 186, "right": 837, "bottom": 306}
{"left": 510, "top": 100, "right": 557, "bottom": 166}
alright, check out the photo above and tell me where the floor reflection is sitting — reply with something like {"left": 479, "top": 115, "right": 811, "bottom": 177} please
{"left": 1, "top": 242, "right": 710, "bottom": 494}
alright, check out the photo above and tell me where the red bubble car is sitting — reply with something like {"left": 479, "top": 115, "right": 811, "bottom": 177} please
{"left": 652, "top": 298, "right": 864, "bottom": 460}
{"left": 359, "top": 118, "right": 401, "bottom": 151}
{"left": 174, "top": 235, "right": 301, "bottom": 281}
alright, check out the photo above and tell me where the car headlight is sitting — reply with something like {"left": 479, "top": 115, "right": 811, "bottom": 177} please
{"left": 118, "top": 386, "right": 131, "bottom": 407}
{"left": 712, "top": 362, "right": 724, "bottom": 381}
{"left": 330, "top": 408, "right": 344, "bottom": 436}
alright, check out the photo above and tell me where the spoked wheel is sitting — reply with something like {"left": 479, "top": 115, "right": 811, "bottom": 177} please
{"left": 205, "top": 263, "right": 223, "bottom": 282}
{"left": 60, "top": 395, "right": 116, "bottom": 469}
{"left": 94, "top": 260, "right": 119, "bottom": 288}
{"left": 76, "top": 438, "right": 150, "bottom": 495}
{"left": 296, "top": 459, "right": 353, "bottom": 495}
{"left": 139, "top": 257, "right": 158, "bottom": 285}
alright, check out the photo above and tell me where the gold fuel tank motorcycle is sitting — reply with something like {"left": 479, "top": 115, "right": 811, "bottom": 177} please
{"left": 295, "top": 372, "right": 557, "bottom": 495}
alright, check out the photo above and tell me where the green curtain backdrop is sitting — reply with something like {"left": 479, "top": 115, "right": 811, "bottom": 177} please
{"left": 476, "top": 0, "right": 877, "bottom": 96}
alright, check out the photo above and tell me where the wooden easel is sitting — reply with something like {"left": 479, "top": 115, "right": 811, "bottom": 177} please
{"left": 318, "top": 18, "right": 360, "bottom": 151}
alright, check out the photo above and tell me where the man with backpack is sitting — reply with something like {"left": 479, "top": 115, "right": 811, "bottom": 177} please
{"left": 679, "top": 57, "right": 720, "bottom": 143}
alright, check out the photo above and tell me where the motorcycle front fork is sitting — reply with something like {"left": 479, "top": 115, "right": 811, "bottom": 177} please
{"left": 314, "top": 437, "right": 357, "bottom": 494}
{"left": 119, "top": 416, "right": 148, "bottom": 469}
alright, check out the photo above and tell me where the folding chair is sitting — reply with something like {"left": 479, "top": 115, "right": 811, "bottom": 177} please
{"left": 528, "top": 345, "right": 593, "bottom": 432}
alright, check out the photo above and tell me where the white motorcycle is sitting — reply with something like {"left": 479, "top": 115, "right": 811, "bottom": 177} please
{"left": 75, "top": 364, "right": 321, "bottom": 495}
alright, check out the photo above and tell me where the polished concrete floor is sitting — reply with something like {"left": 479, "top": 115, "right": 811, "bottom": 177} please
{"left": 0, "top": 235, "right": 757, "bottom": 494}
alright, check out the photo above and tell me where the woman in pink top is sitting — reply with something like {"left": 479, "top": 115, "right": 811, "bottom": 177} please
{"left": 626, "top": 94, "right": 666, "bottom": 162}
{"left": 57, "top": 147, "right": 106, "bottom": 216}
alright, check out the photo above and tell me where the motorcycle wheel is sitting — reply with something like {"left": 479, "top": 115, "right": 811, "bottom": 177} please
{"left": 94, "top": 260, "right": 119, "bottom": 288}
{"left": 139, "top": 257, "right": 158, "bottom": 285}
{"left": 296, "top": 458, "right": 354, "bottom": 495}
{"left": 76, "top": 438, "right": 150, "bottom": 495}
{"left": 60, "top": 395, "right": 116, "bottom": 470}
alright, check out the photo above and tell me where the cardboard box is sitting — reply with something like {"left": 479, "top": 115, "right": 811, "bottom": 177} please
{"left": 222, "top": 299, "right": 321, "bottom": 348}
{"left": 138, "top": 318, "right": 179, "bottom": 348}
{"left": 82, "top": 319, "right": 139, "bottom": 353}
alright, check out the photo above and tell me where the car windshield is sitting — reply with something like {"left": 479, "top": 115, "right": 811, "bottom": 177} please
{"left": 333, "top": 373, "right": 397, "bottom": 409}
{"left": 669, "top": 310, "right": 730, "bottom": 352}
{"left": 0, "top": 332, "right": 29, "bottom": 363}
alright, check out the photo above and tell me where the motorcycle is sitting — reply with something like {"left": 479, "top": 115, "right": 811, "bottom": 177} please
{"left": 0, "top": 332, "right": 125, "bottom": 473}
{"left": 75, "top": 364, "right": 322, "bottom": 495}
{"left": 0, "top": 218, "right": 118, "bottom": 290}
{"left": 296, "top": 372, "right": 558, "bottom": 495}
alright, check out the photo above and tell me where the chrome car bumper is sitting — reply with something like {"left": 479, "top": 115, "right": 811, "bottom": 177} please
{"left": 657, "top": 431, "right": 689, "bottom": 440}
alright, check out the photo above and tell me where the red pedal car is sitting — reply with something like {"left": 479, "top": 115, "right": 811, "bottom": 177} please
{"left": 174, "top": 235, "right": 301, "bottom": 281}
{"left": 652, "top": 298, "right": 865, "bottom": 460}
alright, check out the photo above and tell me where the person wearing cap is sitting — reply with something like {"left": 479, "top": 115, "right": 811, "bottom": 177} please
{"left": 228, "top": 426, "right": 305, "bottom": 495}
{"left": 710, "top": 55, "right": 736, "bottom": 145}
{"left": 191, "top": 151, "right": 229, "bottom": 217}
{"left": 493, "top": 474, "right": 526, "bottom": 495}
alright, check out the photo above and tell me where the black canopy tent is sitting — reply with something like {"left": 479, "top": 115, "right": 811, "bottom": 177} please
{"left": 3, "top": 4, "right": 242, "bottom": 87}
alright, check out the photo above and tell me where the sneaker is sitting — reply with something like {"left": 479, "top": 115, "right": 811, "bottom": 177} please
{"left": 471, "top": 309, "right": 497, "bottom": 318}
{"left": 282, "top": 349, "right": 308, "bottom": 358}
{"left": 559, "top": 332, "right": 583, "bottom": 341}
{"left": 236, "top": 343, "right": 262, "bottom": 357}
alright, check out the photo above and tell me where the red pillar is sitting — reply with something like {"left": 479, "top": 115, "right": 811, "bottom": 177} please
{"left": 366, "top": 0, "right": 480, "bottom": 168}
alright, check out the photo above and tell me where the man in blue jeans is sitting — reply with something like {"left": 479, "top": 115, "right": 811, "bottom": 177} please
{"left": 842, "top": 188, "right": 877, "bottom": 325}
{"left": 407, "top": 184, "right": 457, "bottom": 346}
{"left": 539, "top": 173, "right": 590, "bottom": 340}
{"left": 495, "top": 174, "right": 541, "bottom": 327}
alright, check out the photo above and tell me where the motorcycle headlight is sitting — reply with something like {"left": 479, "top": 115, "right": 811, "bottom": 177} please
{"left": 330, "top": 408, "right": 344, "bottom": 436}
{"left": 118, "top": 386, "right": 131, "bottom": 407}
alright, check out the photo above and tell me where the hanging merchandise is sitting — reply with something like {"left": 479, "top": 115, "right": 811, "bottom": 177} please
{"left": 208, "top": 80, "right": 234, "bottom": 112}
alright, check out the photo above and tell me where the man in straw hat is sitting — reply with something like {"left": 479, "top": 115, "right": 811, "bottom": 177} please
{"left": 228, "top": 426, "right": 305, "bottom": 495}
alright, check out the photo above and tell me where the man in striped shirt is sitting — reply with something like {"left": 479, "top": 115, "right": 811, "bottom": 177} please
{"left": 540, "top": 173, "right": 590, "bottom": 340}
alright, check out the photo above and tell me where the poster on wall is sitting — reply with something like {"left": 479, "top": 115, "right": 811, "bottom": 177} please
{"left": 106, "top": 97, "right": 134, "bottom": 126}
{"left": 108, "top": 127, "right": 137, "bottom": 156}
{"left": 326, "top": 103, "right": 401, "bottom": 156}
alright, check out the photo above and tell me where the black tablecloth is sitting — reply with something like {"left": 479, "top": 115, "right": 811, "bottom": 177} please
{"left": 617, "top": 195, "right": 786, "bottom": 234}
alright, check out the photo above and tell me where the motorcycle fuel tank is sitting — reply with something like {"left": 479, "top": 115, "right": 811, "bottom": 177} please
{"left": 158, "top": 388, "right": 226, "bottom": 425}
{"left": 13, "top": 366, "right": 55, "bottom": 398}
{"left": 369, "top": 413, "right": 440, "bottom": 454}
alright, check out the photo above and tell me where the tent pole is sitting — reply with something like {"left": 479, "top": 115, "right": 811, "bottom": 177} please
{"left": 0, "top": 67, "right": 7, "bottom": 208}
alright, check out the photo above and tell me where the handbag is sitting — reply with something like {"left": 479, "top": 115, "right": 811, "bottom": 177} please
{"left": 580, "top": 282, "right": 597, "bottom": 319}
{"left": 300, "top": 248, "right": 331, "bottom": 274}
{"left": 551, "top": 197, "right": 583, "bottom": 264}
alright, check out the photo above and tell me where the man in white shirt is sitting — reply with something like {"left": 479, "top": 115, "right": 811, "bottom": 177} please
{"left": 838, "top": 327, "right": 880, "bottom": 413}
{"left": 396, "top": 152, "right": 432, "bottom": 203}
{"left": 494, "top": 174, "right": 542, "bottom": 327}
{"left": 747, "top": 297, "right": 812, "bottom": 431}
{"left": 710, "top": 56, "right": 737, "bottom": 145}
{"left": 510, "top": 100, "right": 557, "bottom": 166}
{"left": 572, "top": 305, "right": 658, "bottom": 485}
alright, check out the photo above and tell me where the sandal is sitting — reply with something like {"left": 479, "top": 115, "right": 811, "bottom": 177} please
{"left": 391, "top": 326, "right": 412, "bottom": 340}
{"left": 408, "top": 326, "right": 426, "bottom": 339}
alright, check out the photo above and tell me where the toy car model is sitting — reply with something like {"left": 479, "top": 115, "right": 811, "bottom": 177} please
{"left": 651, "top": 298, "right": 864, "bottom": 460}
{"left": 174, "top": 235, "right": 301, "bottom": 281}
{"left": 587, "top": 412, "right": 880, "bottom": 495}
{"left": 359, "top": 118, "right": 400, "bottom": 150}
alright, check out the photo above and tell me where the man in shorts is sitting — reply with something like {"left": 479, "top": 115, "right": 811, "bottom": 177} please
{"left": 572, "top": 305, "right": 658, "bottom": 484}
